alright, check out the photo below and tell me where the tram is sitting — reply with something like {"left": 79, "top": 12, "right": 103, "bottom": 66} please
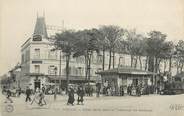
{"left": 160, "top": 81, "right": 184, "bottom": 95}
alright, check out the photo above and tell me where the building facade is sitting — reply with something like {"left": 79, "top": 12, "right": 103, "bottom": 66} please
{"left": 19, "top": 15, "right": 150, "bottom": 91}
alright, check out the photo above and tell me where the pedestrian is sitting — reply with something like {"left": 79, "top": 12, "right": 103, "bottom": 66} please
{"left": 67, "top": 87, "right": 75, "bottom": 105}
{"left": 42, "top": 84, "right": 46, "bottom": 94}
{"left": 96, "top": 83, "right": 101, "bottom": 97}
{"left": 129, "top": 85, "right": 132, "bottom": 95}
{"left": 89, "top": 86, "right": 93, "bottom": 96}
{"left": 17, "top": 87, "right": 21, "bottom": 97}
{"left": 38, "top": 88, "right": 46, "bottom": 106}
{"left": 4, "top": 89, "right": 13, "bottom": 103}
{"left": 120, "top": 85, "right": 124, "bottom": 96}
{"left": 107, "top": 87, "right": 111, "bottom": 96}
{"left": 136, "top": 85, "right": 141, "bottom": 97}
{"left": 77, "top": 86, "right": 85, "bottom": 105}
{"left": 86, "top": 85, "right": 90, "bottom": 96}
{"left": 2, "top": 86, "right": 6, "bottom": 95}
{"left": 25, "top": 86, "right": 32, "bottom": 102}
{"left": 31, "top": 87, "right": 40, "bottom": 105}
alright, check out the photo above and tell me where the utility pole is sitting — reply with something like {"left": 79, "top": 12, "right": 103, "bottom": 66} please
{"left": 59, "top": 50, "right": 62, "bottom": 94}
{"left": 88, "top": 51, "right": 92, "bottom": 86}
{"left": 54, "top": 67, "right": 57, "bottom": 101}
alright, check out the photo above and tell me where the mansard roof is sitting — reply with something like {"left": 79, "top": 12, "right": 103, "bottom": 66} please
{"left": 33, "top": 16, "right": 48, "bottom": 38}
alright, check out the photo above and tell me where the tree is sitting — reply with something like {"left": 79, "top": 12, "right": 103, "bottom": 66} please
{"left": 73, "top": 29, "right": 100, "bottom": 84}
{"left": 125, "top": 29, "right": 146, "bottom": 69}
{"left": 158, "top": 41, "right": 174, "bottom": 73}
{"left": 94, "top": 28, "right": 108, "bottom": 70}
{"left": 54, "top": 30, "right": 77, "bottom": 94}
{"left": 99, "top": 25, "right": 124, "bottom": 69}
{"left": 145, "top": 31, "right": 167, "bottom": 73}
{"left": 175, "top": 40, "right": 184, "bottom": 73}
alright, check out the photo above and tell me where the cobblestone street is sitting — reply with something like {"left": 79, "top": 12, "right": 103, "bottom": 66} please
{"left": 1, "top": 93, "right": 184, "bottom": 116}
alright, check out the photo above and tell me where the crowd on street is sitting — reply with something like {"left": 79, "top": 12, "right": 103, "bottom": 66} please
{"left": 2, "top": 82, "right": 161, "bottom": 108}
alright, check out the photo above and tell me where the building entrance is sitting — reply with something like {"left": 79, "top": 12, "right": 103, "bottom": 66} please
{"left": 34, "top": 78, "right": 41, "bottom": 90}
{"left": 133, "top": 78, "right": 138, "bottom": 86}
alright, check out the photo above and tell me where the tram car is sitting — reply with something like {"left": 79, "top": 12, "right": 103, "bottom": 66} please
{"left": 160, "top": 81, "right": 184, "bottom": 95}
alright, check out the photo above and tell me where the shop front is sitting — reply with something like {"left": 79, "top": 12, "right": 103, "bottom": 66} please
{"left": 20, "top": 73, "right": 48, "bottom": 91}
{"left": 97, "top": 67, "right": 156, "bottom": 95}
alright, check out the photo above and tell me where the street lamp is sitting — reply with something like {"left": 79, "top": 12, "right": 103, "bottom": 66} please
{"left": 51, "top": 48, "right": 62, "bottom": 94}
{"left": 54, "top": 67, "right": 57, "bottom": 101}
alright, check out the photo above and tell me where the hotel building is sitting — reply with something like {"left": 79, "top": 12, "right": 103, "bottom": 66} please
{"left": 19, "top": 15, "right": 156, "bottom": 91}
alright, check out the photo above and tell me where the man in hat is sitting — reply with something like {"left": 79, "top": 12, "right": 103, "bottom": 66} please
{"left": 77, "top": 85, "right": 85, "bottom": 105}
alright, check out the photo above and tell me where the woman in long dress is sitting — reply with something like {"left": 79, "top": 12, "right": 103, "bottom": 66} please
{"left": 67, "top": 87, "right": 75, "bottom": 105}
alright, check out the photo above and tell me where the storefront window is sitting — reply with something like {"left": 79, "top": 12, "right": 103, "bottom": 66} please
{"left": 34, "top": 65, "right": 40, "bottom": 73}
{"left": 48, "top": 65, "right": 57, "bottom": 75}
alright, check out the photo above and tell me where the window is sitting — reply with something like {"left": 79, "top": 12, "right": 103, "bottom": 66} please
{"left": 97, "top": 55, "right": 103, "bottom": 63}
{"left": 33, "top": 35, "right": 42, "bottom": 41}
{"left": 97, "top": 68, "right": 102, "bottom": 72}
{"left": 25, "top": 50, "right": 30, "bottom": 62}
{"left": 111, "top": 56, "right": 116, "bottom": 66}
{"left": 76, "top": 56, "right": 85, "bottom": 63}
{"left": 119, "top": 57, "right": 124, "bottom": 67}
{"left": 63, "top": 67, "right": 71, "bottom": 75}
{"left": 34, "top": 65, "right": 40, "bottom": 73}
{"left": 62, "top": 54, "right": 66, "bottom": 60}
{"left": 34, "top": 48, "right": 40, "bottom": 59}
{"left": 48, "top": 65, "right": 57, "bottom": 75}
{"left": 21, "top": 54, "right": 25, "bottom": 63}
{"left": 144, "top": 79, "right": 148, "bottom": 85}
{"left": 142, "top": 59, "right": 147, "bottom": 69}
{"left": 48, "top": 50, "right": 57, "bottom": 59}
{"left": 77, "top": 67, "right": 82, "bottom": 76}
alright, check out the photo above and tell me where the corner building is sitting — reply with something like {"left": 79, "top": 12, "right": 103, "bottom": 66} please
{"left": 20, "top": 16, "right": 148, "bottom": 91}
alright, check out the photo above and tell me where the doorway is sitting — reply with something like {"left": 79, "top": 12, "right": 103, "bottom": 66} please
{"left": 34, "top": 79, "right": 41, "bottom": 90}
{"left": 133, "top": 78, "right": 138, "bottom": 86}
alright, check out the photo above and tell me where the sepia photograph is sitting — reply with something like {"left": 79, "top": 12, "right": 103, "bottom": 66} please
{"left": 0, "top": 0, "right": 184, "bottom": 116}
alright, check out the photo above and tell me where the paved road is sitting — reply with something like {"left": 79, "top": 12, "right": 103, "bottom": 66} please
{"left": 1, "top": 93, "right": 184, "bottom": 116}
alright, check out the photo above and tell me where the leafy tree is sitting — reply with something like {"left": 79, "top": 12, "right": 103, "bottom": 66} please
{"left": 54, "top": 30, "right": 77, "bottom": 94}
{"left": 145, "top": 31, "right": 167, "bottom": 73}
{"left": 94, "top": 28, "right": 109, "bottom": 70}
{"left": 99, "top": 25, "right": 124, "bottom": 69}
{"left": 158, "top": 41, "right": 174, "bottom": 73}
{"left": 73, "top": 29, "right": 99, "bottom": 84}
{"left": 175, "top": 40, "right": 184, "bottom": 73}
{"left": 125, "top": 29, "right": 146, "bottom": 69}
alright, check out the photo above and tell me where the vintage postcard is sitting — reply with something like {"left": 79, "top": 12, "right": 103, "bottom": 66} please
{"left": 0, "top": 0, "right": 184, "bottom": 116}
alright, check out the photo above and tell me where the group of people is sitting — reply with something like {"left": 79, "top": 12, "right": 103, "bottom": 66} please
{"left": 26, "top": 86, "right": 46, "bottom": 106}
{"left": 3, "top": 87, "right": 22, "bottom": 103}
{"left": 67, "top": 85, "right": 85, "bottom": 105}
{"left": 102, "top": 86, "right": 116, "bottom": 96}
{"left": 102, "top": 84, "right": 142, "bottom": 96}
{"left": 3, "top": 84, "right": 88, "bottom": 106}
{"left": 127, "top": 85, "right": 141, "bottom": 96}
{"left": 85, "top": 85, "right": 94, "bottom": 96}
{"left": 3, "top": 85, "right": 47, "bottom": 106}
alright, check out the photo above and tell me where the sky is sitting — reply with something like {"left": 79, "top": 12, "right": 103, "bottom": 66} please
{"left": 0, "top": 0, "right": 184, "bottom": 76}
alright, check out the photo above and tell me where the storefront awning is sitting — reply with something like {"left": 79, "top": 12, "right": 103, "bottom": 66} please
{"left": 47, "top": 75, "right": 97, "bottom": 81}
{"left": 96, "top": 66, "right": 156, "bottom": 76}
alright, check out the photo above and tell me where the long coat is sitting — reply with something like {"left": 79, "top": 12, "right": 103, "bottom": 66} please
{"left": 68, "top": 88, "right": 75, "bottom": 104}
